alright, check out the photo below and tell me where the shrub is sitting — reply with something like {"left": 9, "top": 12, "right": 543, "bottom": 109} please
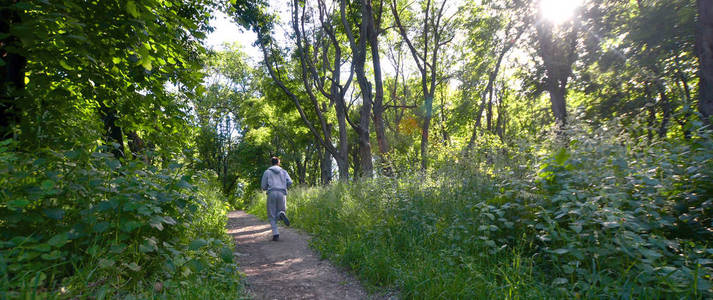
{"left": 0, "top": 140, "right": 243, "bottom": 298}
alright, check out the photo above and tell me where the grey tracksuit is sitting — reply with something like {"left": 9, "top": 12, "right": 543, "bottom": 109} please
{"left": 261, "top": 166, "right": 292, "bottom": 235}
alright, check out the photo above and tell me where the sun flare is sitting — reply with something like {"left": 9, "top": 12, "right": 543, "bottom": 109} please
{"left": 540, "top": 0, "right": 583, "bottom": 25}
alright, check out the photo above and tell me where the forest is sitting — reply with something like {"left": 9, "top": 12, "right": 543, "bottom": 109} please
{"left": 1, "top": 0, "right": 712, "bottom": 298}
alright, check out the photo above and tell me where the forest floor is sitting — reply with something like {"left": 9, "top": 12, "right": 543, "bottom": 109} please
{"left": 227, "top": 211, "right": 387, "bottom": 299}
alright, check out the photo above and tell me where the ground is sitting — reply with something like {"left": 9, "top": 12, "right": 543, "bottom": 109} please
{"left": 227, "top": 211, "right": 387, "bottom": 300}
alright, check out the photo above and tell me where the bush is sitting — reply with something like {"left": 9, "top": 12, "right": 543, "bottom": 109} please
{"left": 0, "top": 141, "right": 243, "bottom": 298}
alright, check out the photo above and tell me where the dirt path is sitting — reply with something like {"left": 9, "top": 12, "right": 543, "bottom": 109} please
{"left": 227, "top": 211, "right": 382, "bottom": 300}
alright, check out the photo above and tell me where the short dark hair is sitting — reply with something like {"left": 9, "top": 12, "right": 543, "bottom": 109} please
{"left": 271, "top": 156, "right": 280, "bottom": 165}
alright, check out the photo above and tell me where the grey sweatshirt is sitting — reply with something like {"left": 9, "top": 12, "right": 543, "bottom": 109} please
{"left": 261, "top": 166, "right": 293, "bottom": 194}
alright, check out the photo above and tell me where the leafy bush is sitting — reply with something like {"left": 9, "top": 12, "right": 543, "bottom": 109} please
{"left": 0, "top": 140, "right": 243, "bottom": 298}
{"left": 248, "top": 123, "right": 713, "bottom": 298}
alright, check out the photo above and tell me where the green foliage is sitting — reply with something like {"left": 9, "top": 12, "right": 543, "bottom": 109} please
{"left": 248, "top": 120, "right": 713, "bottom": 298}
{"left": 0, "top": 142, "right": 242, "bottom": 298}
{"left": 3, "top": 0, "right": 213, "bottom": 154}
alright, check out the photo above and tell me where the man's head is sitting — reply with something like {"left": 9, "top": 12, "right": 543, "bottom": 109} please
{"left": 271, "top": 156, "right": 280, "bottom": 166}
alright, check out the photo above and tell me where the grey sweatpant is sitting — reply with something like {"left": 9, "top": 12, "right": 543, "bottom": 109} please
{"left": 266, "top": 191, "right": 286, "bottom": 235}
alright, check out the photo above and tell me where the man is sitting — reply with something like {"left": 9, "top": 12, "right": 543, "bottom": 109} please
{"left": 261, "top": 156, "right": 292, "bottom": 241}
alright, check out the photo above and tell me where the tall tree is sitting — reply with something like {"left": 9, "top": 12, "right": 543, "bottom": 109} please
{"left": 462, "top": 0, "right": 528, "bottom": 151}
{"left": 698, "top": 0, "right": 713, "bottom": 126}
{"left": 0, "top": 1, "right": 26, "bottom": 139}
{"left": 341, "top": 0, "right": 375, "bottom": 177}
{"left": 390, "top": 0, "right": 455, "bottom": 170}
{"left": 535, "top": 10, "right": 579, "bottom": 132}
{"left": 234, "top": 0, "right": 355, "bottom": 180}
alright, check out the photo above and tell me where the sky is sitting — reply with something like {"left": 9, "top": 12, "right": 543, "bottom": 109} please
{"left": 204, "top": 10, "right": 261, "bottom": 62}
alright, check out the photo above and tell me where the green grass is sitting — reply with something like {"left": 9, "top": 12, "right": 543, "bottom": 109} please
{"left": 247, "top": 180, "right": 554, "bottom": 299}
{"left": 248, "top": 128, "right": 713, "bottom": 299}
{"left": 247, "top": 165, "right": 712, "bottom": 299}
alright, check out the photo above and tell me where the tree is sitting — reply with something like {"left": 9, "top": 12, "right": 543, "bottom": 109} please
{"left": 1, "top": 0, "right": 213, "bottom": 158}
{"left": 461, "top": 0, "right": 528, "bottom": 151}
{"left": 341, "top": 0, "right": 376, "bottom": 177}
{"left": 698, "top": 0, "right": 713, "bottom": 126}
{"left": 390, "top": 0, "right": 456, "bottom": 170}
{"left": 535, "top": 6, "right": 579, "bottom": 132}
{"left": 232, "top": 0, "right": 356, "bottom": 180}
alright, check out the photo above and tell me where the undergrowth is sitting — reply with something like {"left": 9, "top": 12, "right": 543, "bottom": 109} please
{"left": 248, "top": 123, "right": 713, "bottom": 299}
{"left": 0, "top": 141, "right": 245, "bottom": 299}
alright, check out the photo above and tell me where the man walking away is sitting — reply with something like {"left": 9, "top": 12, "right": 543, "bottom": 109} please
{"left": 261, "top": 156, "right": 292, "bottom": 241}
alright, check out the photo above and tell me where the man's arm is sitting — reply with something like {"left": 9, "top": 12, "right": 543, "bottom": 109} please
{"left": 261, "top": 171, "right": 269, "bottom": 191}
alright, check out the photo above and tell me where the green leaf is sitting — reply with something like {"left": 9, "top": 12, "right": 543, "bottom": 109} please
{"left": 163, "top": 216, "right": 177, "bottom": 225}
{"left": 110, "top": 244, "right": 126, "bottom": 254}
{"left": 98, "top": 258, "right": 115, "bottom": 268}
{"left": 221, "top": 246, "right": 234, "bottom": 263}
{"left": 120, "top": 221, "right": 142, "bottom": 233}
{"left": 149, "top": 216, "right": 164, "bottom": 231}
{"left": 552, "top": 248, "right": 569, "bottom": 255}
{"left": 601, "top": 221, "right": 619, "bottom": 229}
{"left": 126, "top": 1, "right": 139, "bottom": 18}
{"left": 59, "top": 60, "right": 74, "bottom": 70}
{"left": 47, "top": 233, "right": 69, "bottom": 247}
{"left": 96, "top": 201, "right": 116, "bottom": 211}
{"left": 40, "top": 179, "right": 54, "bottom": 190}
{"left": 40, "top": 250, "right": 62, "bottom": 260}
{"left": 94, "top": 221, "right": 110, "bottom": 233}
{"left": 640, "top": 249, "right": 662, "bottom": 260}
{"left": 7, "top": 199, "right": 30, "bottom": 209}
{"left": 105, "top": 158, "right": 121, "bottom": 170}
{"left": 141, "top": 59, "right": 152, "bottom": 71}
{"left": 138, "top": 244, "right": 151, "bottom": 253}
{"left": 125, "top": 262, "right": 141, "bottom": 272}
{"left": 553, "top": 148, "right": 570, "bottom": 166}
{"left": 188, "top": 238, "right": 208, "bottom": 250}
{"left": 33, "top": 244, "right": 51, "bottom": 252}
{"left": 112, "top": 57, "right": 121, "bottom": 64}
{"left": 43, "top": 208, "right": 65, "bottom": 220}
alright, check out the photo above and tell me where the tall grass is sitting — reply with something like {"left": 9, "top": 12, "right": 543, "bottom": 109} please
{"left": 248, "top": 179, "right": 554, "bottom": 299}
{"left": 248, "top": 125, "right": 713, "bottom": 299}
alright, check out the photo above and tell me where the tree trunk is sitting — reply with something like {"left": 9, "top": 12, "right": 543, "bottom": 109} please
{"left": 296, "top": 153, "right": 307, "bottom": 185}
{"left": 495, "top": 89, "right": 505, "bottom": 141}
{"left": 548, "top": 85, "right": 568, "bottom": 129}
{"left": 536, "top": 20, "right": 576, "bottom": 133}
{"left": 658, "top": 88, "right": 670, "bottom": 138}
{"left": 697, "top": 0, "right": 713, "bottom": 126}
{"left": 127, "top": 131, "right": 150, "bottom": 163}
{"left": 646, "top": 83, "right": 656, "bottom": 141}
{"left": 440, "top": 89, "right": 448, "bottom": 144}
{"left": 675, "top": 58, "right": 693, "bottom": 139}
{"left": 0, "top": 3, "right": 26, "bottom": 139}
{"left": 320, "top": 146, "right": 333, "bottom": 185}
{"left": 420, "top": 93, "right": 433, "bottom": 170}
{"left": 341, "top": 0, "right": 373, "bottom": 177}
{"left": 363, "top": 0, "right": 389, "bottom": 155}
{"left": 486, "top": 91, "right": 493, "bottom": 132}
{"left": 98, "top": 101, "right": 125, "bottom": 159}
{"left": 350, "top": 143, "right": 361, "bottom": 179}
